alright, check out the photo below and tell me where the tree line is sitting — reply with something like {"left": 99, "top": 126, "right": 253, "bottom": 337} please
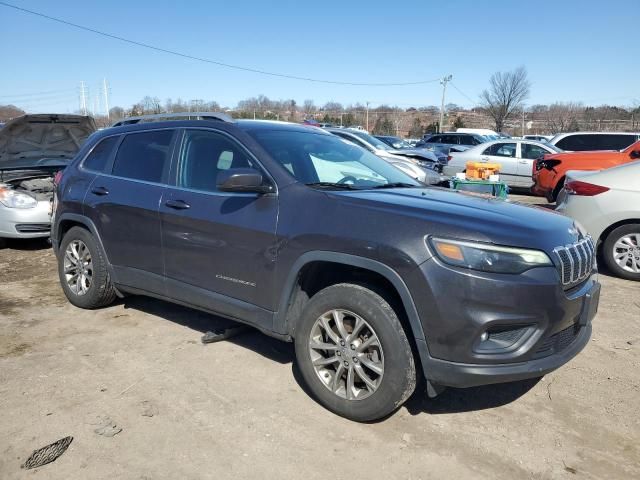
{"left": 1, "top": 67, "right": 638, "bottom": 136}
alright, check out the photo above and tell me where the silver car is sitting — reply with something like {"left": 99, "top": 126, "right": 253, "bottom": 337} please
{"left": 325, "top": 128, "right": 445, "bottom": 185}
{"left": 444, "top": 139, "right": 560, "bottom": 187}
{"left": 0, "top": 114, "right": 95, "bottom": 240}
{"left": 556, "top": 161, "right": 640, "bottom": 281}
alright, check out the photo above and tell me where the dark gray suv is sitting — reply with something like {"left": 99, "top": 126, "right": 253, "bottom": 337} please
{"left": 52, "top": 113, "right": 600, "bottom": 422}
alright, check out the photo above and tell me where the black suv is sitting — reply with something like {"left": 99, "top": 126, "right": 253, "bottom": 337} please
{"left": 418, "top": 132, "right": 487, "bottom": 153}
{"left": 52, "top": 113, "right": 600, "bottom": 422}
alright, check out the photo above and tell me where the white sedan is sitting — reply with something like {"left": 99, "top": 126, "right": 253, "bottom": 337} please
{"left": 555, "top": 161, "right": 640, "bottom": 281}
{"left": 443, "top": 139, "right": 560, "bottom": 187}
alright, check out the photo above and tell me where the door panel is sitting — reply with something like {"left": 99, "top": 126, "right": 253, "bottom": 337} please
{"left": 85, "top": 175, "right": 166, "bottom": 290}
{"left": 481, "top": 143, "right": 518, "bottom": 184}
{"left": 84, "top": 129, "right": 176, "bottom": 291}
{"left": 160, "top": 128, "right": 279, "bottom": 320}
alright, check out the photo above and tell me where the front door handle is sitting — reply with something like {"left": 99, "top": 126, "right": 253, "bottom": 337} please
{"left": 165, "top": 199, "right": 190, "bottom": 210}
{"left": 90, "top": 186, "right": 109, "bottom": 196}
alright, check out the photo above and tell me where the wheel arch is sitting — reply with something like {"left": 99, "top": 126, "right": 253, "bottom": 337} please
{"left": 598, "top": 218, "right": 640, "bottom": 246}
{"left": 55, "top": 214, "right": 113, "bottom": 274}
{"left": 274, "top": 252, "right": 426, "bottom": 344}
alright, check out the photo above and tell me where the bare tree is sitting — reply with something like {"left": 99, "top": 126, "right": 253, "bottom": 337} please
{"left": 480, "top": 66, "right": 530, "bottom": 132}
{"left": 544, "top": 102, "right": 583, "bottom": 133}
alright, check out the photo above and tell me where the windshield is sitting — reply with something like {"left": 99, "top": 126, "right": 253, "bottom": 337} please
{"left": 247, "top": 129, "right": 420, "bottom": 188}
{"left": 347, "top": 130, "right": 393, "bottom": 150}
{"left": 386, "top": 137, "right": 412, "bottom": 149}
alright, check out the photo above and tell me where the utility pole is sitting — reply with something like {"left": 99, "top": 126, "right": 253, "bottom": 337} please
{"left": 366, "top": 102, "right": 370, "bottom": 132}
{"left": 79, "top": 81, "right": 87, "bottom": 115}
{"left": 521, "top": 106, "right": 525, "bottom": 137}
{"left": 439, "top": 74, "right": 452, "bottom": 134}
{"left": 103, "top": 78, "right": 110, "bottom": 122}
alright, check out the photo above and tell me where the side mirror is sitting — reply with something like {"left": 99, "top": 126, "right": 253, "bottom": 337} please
{"left": 630, "top": 150, "right": 640, "bottom": 159}
{"left": 216, "top": 168, "right": 273, "bottom": 194}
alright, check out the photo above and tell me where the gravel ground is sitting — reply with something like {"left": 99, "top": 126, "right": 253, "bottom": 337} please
{"left": 1, "top": 194, "right": 639, "bottom": 479}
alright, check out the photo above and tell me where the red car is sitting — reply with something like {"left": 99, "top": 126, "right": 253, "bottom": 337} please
{"left": 532, "top": 140, "right": 640, "bottom": 201}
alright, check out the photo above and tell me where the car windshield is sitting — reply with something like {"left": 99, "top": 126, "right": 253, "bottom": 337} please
{"left": 388, "top": 137, "right": 412, "bottom": 149}
{"left": 347, "top": 130, "right": 393, "bottom": 150}
{"left": 247, "top": 129, "right": 420, "bottom": 189}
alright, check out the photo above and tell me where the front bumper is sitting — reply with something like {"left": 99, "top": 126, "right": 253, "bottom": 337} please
{"left": 407, "top": 257, "right": 599, "bottom": 388}
{"left": 0, "top": 201, "right": 52, "bottom": 239}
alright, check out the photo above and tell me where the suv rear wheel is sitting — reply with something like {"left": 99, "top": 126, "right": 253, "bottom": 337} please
{"left": 294, "top": 283, "right": 416, "bottom": 422}
{"left": 58, "top": 226, "right": 117, "bottom": 308}
{"left": 602, "top": 224, "right": 640, "bottom": 281}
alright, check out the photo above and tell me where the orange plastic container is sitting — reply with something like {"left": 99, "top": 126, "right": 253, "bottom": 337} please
{"left": 465, "top": 162, "right": 501, "bottom": 180}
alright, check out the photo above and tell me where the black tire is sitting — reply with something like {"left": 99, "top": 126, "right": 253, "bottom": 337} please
{"left": 602, "top": 224, "right": 640, "bottom": 281}
{"left": 58, "top": 226, "right": 117, "bottom": 308}
{"left": 549, "top": 177, "right": 565, "bottom": 203}
{"left": 294, "top": 283, "right": 416, "bottom": 422}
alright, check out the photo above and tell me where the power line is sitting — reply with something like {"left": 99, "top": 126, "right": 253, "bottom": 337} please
{"left": 0, "top": 1, "right": 443, "bottom": 87}
{"left": 0, "top": 88, "right": 76, "bottom": 99}
{"left": 449, "top": 82, "right": 479, "bottom": 106}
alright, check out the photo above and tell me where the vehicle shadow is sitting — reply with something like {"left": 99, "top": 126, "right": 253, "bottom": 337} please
{"left": 120, "top": 295, "right": 294, "bottom": 365}
{"left": 118, "top": 295, "right": 541, "bottom": 416}
{"left": 404, "top": 377, "right": 541, "bottom": 415}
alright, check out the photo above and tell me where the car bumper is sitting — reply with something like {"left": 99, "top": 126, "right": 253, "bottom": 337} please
{"left": 407, "top": 257, "right": 599, "bottom": 388}
{"left": 0, "top": 201, "right": 52, "bottom": 239}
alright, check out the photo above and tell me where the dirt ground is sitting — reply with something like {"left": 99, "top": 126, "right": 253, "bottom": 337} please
{"left": 1, "top": 195, "right": 639, "bottom": 479}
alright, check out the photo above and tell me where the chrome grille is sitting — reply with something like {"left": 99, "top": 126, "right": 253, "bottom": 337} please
{"left": 553, "top": 236, "right": 595, "bottom": 287}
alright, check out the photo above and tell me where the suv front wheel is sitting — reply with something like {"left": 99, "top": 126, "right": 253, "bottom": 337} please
{"left": 58, "top": 226, "right": 117, "bottom": 309}
{"left": 294, "top": 283, "right": 416, "bottom": 422}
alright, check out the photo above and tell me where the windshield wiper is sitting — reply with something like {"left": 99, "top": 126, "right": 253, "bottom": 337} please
{"left": 305, "top": 182, "right": 361, "bottom": 190}
{"left": 369, "top": 182, "right": 419, "bottom": 189}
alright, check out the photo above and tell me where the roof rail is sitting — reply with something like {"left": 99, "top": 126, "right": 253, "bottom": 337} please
{"left": 111, "top": 111, "right": 234, "bottom": 127}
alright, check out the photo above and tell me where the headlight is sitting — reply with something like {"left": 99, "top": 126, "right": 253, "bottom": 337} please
{"left": 0, "top": 188, "right": 38, "bottom": 208}
{"left": 429, "top": 237, "right": 552, "bottom": 274}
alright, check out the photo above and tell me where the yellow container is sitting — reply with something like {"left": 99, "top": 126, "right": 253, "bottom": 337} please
{"left": 466, "top": 162, "right": 501, "bottom": 180}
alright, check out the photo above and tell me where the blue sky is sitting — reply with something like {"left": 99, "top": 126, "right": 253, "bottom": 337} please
{"left": 1, "top": 0, "right": 638, "bottom": 114}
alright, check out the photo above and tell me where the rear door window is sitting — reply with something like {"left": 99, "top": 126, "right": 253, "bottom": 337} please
{"left": 112, "top": 130, "right": 175, "bottom": 183}
{"left": 83, "top": 136, "right": 119, "bottom": 172}
{"left": 426, "top": 135, "right": 442, "bottom": 143}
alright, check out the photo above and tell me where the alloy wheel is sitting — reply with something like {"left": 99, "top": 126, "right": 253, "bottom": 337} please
{"left": 308, "top": 309, "right": 384, "bottom": 400}
{"left": 63, "top": 240, "right": 93, "bottom": 296}
{"left": 613, "top": 233, "right": 640, "bottom": 273}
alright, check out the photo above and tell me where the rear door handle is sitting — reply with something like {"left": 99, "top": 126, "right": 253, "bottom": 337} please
{"left": 90, "top": 186, "right": 109, "bottom": 196}
{"left": 165, "top": 199, "right": 190, "bottom": 210}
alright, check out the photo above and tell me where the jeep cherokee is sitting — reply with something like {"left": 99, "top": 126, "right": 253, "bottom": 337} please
{"left": 52, "top": 113, "right": 600, "bottom": 422}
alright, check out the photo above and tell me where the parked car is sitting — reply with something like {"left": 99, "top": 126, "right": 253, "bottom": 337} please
{"left": 417, "top": 132, "right": 489, "bottom": 154}
{"left": 444, "top": 139, "right": 560, "bottom": 187}
{"left": 375, "top": 135, "right": 448, "bottom": 164}
{"left": 532, "top": 140, "right": 640, "bottom": 201}
{"left": 457, "top": 128, "right": 500, "bottom": 140}
{"left": 524, "top": 135, "right": 552, "bottom": 143}
{"left": 52, "top": 113, "right": 599, "bottom": 422}
{"left": 548, "top": 132, "right": 640, "bottom": 151}
{"left": 325, "top": 128, "right": 443, "bottom": 183}
{"left": 0, "top": 114, "right": 96, "bottom": 241}
{"left": 556, "top": 161, "right": 640, "bottom": 281}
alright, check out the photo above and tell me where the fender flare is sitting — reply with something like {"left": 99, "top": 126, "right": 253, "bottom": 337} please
{"left": 54, "top": 213, "right": 114, "bottom": 275}
{"left": 274, "top": 251, "right": 426, "bottom": 342}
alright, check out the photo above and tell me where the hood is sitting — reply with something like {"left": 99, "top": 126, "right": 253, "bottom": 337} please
{"left": 328, "top": 187, "right": 580, "bottom": 253}
{"left": 388, "top": 148, "right": 438, "bottom": 162}
{"left": 0, "top": 114, "right": 96, "bottom": 167}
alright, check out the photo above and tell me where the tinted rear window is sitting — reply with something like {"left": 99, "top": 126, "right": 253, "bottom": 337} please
{"left": 556, "top": 134, "right": 636, "bottom": 151}
{"left": 83, "top": 136, "right": 118, "bottom": 172}
{"left": 112, "top": 130, "right": 174, "bottom": 183}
